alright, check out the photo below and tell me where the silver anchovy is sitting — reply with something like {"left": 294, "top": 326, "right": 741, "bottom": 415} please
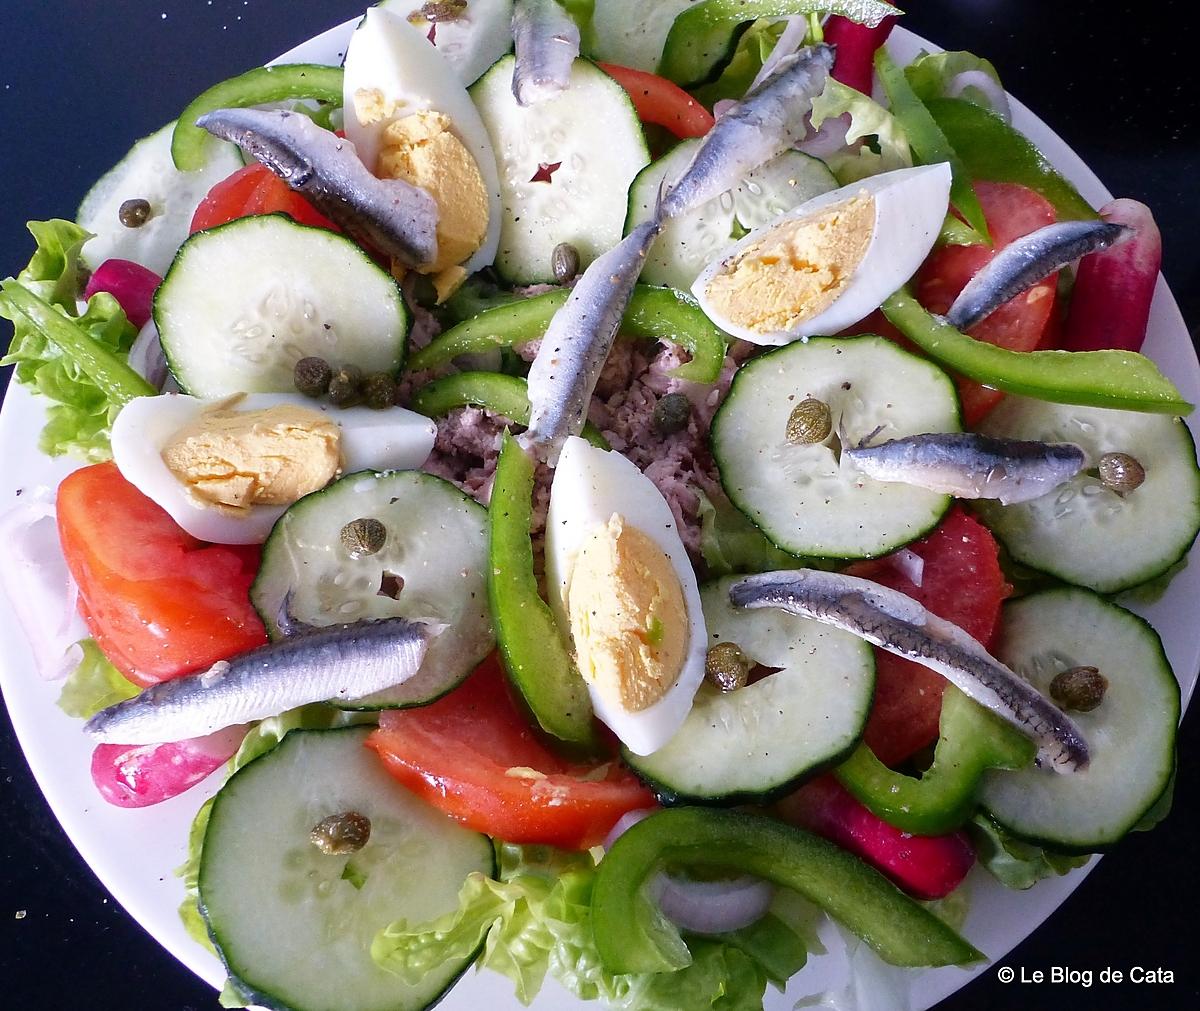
{"left": 946, "top": 219, "right": 1131, "bottom": 331}
{"left": 197, "top": 107, "right": 440, "bottom": 269}
{"left": 84, "top": 615, "right": 439, "bottom": 745}
{"left": 522, "top": 216, "right": 663, "bottom": 462}
{"left": 659, "top": 44, "right": 834, "bottom": 220}
{"left": 511, "top": 0, "right": 581, "bottom": 106}
{"left": 844, "top": 432, "right": 1086, "bottom": 505}
{"left": 729, "top": 569, "right": 1089, "bottom": 772}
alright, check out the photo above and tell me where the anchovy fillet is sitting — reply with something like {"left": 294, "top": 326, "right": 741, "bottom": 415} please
{"left": 946, "top": 219, "right": 1131, "bottom": 331}
{"left": 197, "top": 107, "right": 440, "bottom": 269}
{"left": 660, "top": 44, "right": 834, "bottom": 220}
{"left": 85, "top": 616, "right": 438, "bottom": 744}
{"left": 522, "top": 216, "right": 663, "bottom": 463}
{"left": 729, "top": 569, "right": 1089, "bottom": 772}
{"left": 844, "top": 432, "right": 1086, "bottom": 505}
{"left": 511, "top": 0, "right": 581, "bottom": 106}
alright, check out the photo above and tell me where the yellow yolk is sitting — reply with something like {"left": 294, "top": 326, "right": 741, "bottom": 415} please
{"left": 375, "top": 109, "right": 489, "bottom": 300}
{"left": 566, "top": 514, "right": 688, "bottom": 712}
{"left": 161, "top": 404, "right": 341, "bottom": 511}
{"left": 703, "top": 192, "right": 877, "bottom": 335}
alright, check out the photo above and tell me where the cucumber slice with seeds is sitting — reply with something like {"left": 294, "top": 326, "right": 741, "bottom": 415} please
{"left": 252, "top": 470, "right": 493, "bottom": 709}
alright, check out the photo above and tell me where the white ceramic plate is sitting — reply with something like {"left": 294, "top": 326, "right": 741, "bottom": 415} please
{"left": 1, "top": 18, "right": 1197, "bottom": 1011}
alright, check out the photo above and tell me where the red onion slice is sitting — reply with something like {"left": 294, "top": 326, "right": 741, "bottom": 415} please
{"left": 127, "top": 320, "right": 171, "bottom": 391}
{"left": 946, "top": 70, "right": 1011, "bottom": 123}
{"left": 748, "top": 16, "right": 809, "bottom": 94}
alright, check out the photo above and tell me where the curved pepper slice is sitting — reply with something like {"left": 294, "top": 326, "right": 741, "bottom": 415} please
{"left": 591, "top": 806, "right": 983, "bottom": 974}
{"left": 836, "top": 687, "right": 1036, "bottom": 836}
{"left": 408, "top": 285, "right": 727, "bottom": 382}
{"left": 488, "top": 432, "right": 598, "bottom": 749}
{"left": 171, "top": 64, "right": 344, "bottom": 171}
{"left": 880, "top": 289, "right": 1192, "bottom": 415}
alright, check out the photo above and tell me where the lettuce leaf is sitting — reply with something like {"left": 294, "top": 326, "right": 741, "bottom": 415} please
{"left": 808, "top": 78, "right": 912, "bottom": 183}
{"left": 693, "top": 19, "right": 787, "bottom": 107}
{"left": 697, "top": 488, "right": 823, "bottom": 577}
{"left": 905, "top": 50, "right": 1005, "bottom": 114}
{"left": 967, "top": 813, "right": 1091, "bottom": 890}
{"left": 55, "top": 638, "right": 139, "bottom": 719}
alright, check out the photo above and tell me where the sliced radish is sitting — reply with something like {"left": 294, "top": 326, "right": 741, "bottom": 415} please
{"left": 84, "top": 258, "right": 162, "bottom": 329}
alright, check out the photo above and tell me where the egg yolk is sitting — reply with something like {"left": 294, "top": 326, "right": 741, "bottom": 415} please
{"left": 703, "top": 192, "right": 876, "bottom": 334}
{"left": 566, "top": 514, "right": 688, "bottom": 713}
{"left": 161, "top": 403, "right": 341, "bottom": 511}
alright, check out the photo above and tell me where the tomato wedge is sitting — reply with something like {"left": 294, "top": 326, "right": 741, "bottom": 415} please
{"left": 368, "top": 655, "right": 656, "bottom": 849}
{"left": 190, "top": 163, "right": 337, "bottom": 233}
{"left": 847, "top": 508, "right": 1009, "bottom": 766}
{"left": 597, "top": 62, "right": 715, "bottom": 139}
{"left": 57, "top": 463, "right": 266, "bottom": 687}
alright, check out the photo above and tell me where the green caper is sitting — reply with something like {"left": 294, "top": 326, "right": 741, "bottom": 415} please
{"left": 340, "top": 517, "right": 388, "bottom": 559}
{"left": 551, "top": 242, "right": 581, "bottom": 285}
{"left": 652, "top": 393, "right": 692, "bottom": 436}
{"left": 1097, "top": 452, "right": 1146, "bottom": 494}
{"left": 786, "top": 397, "right": 832, "bottom": 445}
{"left": 293, "top": 356, "right": 333, "bottom": 398}
{"left": 1049, "top": 665, "right": 1108, "bottom": 713}
{"left": 705, "top": 642, "right": 751, "bottom": 693}
{"left": 309, "top": 811, "right": 372, "bottom": 855}
{"left": 328, "top": 364, "right": 365, "bottom": 407}
{"left": 362, "top": 372, "right": 397, "bottom": 410}
{"left": 118, "top": 198, "right": 153, "bottom": 228}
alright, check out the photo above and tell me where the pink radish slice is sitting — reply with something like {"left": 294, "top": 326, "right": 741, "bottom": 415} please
{"left": 83, "top": 258, "right": 161, "bottom": 329}
{"left": 1060, "top": 199, "right": 1161, "bottom": 353}
{"left": 823, "top": 14, "right": 898, "bottom": 95}
{"left": 91, "top": 724, "right": 247, "bottom": 808}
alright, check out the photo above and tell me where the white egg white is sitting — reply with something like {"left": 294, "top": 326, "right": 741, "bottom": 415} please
{"left": 343, "top": 6, "right": 502, "bottom": 273}
{"left": 110, "top": 393, "right": 436, "bottom": 545}
{"left": 544, "top": 436, "right": 707, "bottom": 756}
{"left": 692, "top": 162, "right": 953, "bottom": 345}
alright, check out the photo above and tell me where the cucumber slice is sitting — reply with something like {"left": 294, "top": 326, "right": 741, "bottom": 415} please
{"left": 156, "top": 215, "right": 409, "bottom": 397}
{"left": 77, "top": 121, "right": 243, "bottom": 276}
{"left": 974, "top": 397, "right": 1200, "bottom": 592}
{"left": 979, "top": 588, "right": 1180, "bottom": 852}
{"left": 711, "top": 336, "right": 960, "bottom": 558}
{"left": 378, "top": 0, "right": 514, "bottom": 84}
{"left": 590, "top": 0, "right": 697, "bottom": 72}
{"left": 252, "top": 470, "right": 493, "bottom": 709}
{"left": 470, "top": 55, "right": 650, "bottom": 284}
{"left": 625, "top": 142, "right": 836, "bottom": 291}
{"left": 626, "top": 576, "right": 874, "bottom": 804}
{"left": 199, "top": 727, "right": 495, "bottom": 1011}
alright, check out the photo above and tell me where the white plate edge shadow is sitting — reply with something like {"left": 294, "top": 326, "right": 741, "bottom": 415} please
{"left": 0, "top": 15, "right": 1196, "bottom": 1011}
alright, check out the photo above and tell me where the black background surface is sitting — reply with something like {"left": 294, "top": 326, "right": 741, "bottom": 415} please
{"left": 1, "top": 1, "right": 1197, "bottom": 1008}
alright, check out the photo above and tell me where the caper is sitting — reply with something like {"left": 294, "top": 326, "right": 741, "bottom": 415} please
{"left": 1049, "top": 665, "right": 1108, "bottom": 713}
{"left": 362, "top": 372, "right": 397, "bottom": 410}
{"left": 341, "top": 517, "right": 388, "bottom": 559}
{"left": 309, "top": 811, "right": 372, "bottom": 855}
{"left": 1097, "top": 452, "right": 1146, "bottom": 494}
{"left": 118, "top": 197, "right": 153, "bottom": 228}
{"left": 705, "top": 641, "right": 751, "bottom": 693}
{"left": 551, "top": 242, "right": 581, "bottom": 285}
{"left": 293, "top": 356, "right": 333, "bottom": 398}
{"left": 328, "top": 364, "right": 365, "bottom": 407}
{"left": 652, "top": 392, "right": 692, "bottom": 436}
{"left": 786, "top": 397, "right": 832, "bottom": 445}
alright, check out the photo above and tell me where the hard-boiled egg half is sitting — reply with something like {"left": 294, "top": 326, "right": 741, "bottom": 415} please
{"left": 344, "top": 6, "right": 502, "bottom": 299}
{"left": 544, "top": 436, "right": 707, "bottom": 756}
{"left": 111, "top": 393, "right": 436, "bottom": 544}
{"left": 693, "top": 163, "right": 953, "bottom": 345}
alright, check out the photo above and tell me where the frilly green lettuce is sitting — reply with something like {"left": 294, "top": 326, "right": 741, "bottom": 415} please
{"left": 904, "top": 50, "right": 1005, "bottom": 114}
{"left": 55, "top": 638, "right": 139, "bottom": 719}
{"left": 967, "top": 813, "right": 1090, "bottom": 891}
{"left": 808, "top": 78, "right": 912, "bottom": 183}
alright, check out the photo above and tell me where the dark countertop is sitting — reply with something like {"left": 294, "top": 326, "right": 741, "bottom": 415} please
{"left": 1, "top": 2, "right": 1196, "bottom": 1008}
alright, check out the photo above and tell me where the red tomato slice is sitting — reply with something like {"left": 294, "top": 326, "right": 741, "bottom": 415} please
{"left": 847, "top": 508, "right": 1009, "bottom": 766}
{"left": 57, "top": 463, "right": 266, "bottom": 687}
{"left": 917, "top": 182, "right": 1059, "bottom": 425}
{"left": 368, "top": 655, "right": 657, "bottom": 849}
{"left": 597, "top": 62, "right": 715, "bottom": 138}
{"left": 190, "top": 163, "right": 337, "bottom": 233}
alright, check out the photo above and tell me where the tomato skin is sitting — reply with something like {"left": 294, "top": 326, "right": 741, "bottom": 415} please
{"left": 57, "top": 463, "right": 266, "bottom": 687}
{"left": 848, "top": 508, "right": 1009, "bottom": 766}
{"left": 189, "top": 163, "right": 337, "bottom": 233}
{"left": 368, "top": 656, "right": 657, "bottom": 849}
{"left": 597, "top": 62, "right": 715, "bottom": 138}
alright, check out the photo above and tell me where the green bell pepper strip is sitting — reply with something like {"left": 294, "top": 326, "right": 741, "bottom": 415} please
{"left": 408, "top": 285, "right": 727, "bottom": 382}
{"left": 926, "top": 97, "right": 1098, "bottom": 222}
{"left": 880, "top": 289, "right": 1193, "bottom": 415}
{"left": 488, "top": 432, "right": 598, "bottom": 749}
{"left": 0, "top": 284, "right": 156, "bottom": 405}
{"left": 409, "top": 371, "right": 609, "bottom": 449}
{"left": 592, "top": 807, "right": 983, "bottom": 974}
{"left": 658, "top": 1, "right": 901, "bottom": 88}
{"left": 171, "top": 64, "right": 344, "bottom": 171}
{"left": 937, "top": 213, "right": 985, "bottom": 248}
{"left": 874, "top": 48, "right": 990, "bottom": 242}
{"left": 835, "top": 688, "right": 1035, "bottom": 836}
